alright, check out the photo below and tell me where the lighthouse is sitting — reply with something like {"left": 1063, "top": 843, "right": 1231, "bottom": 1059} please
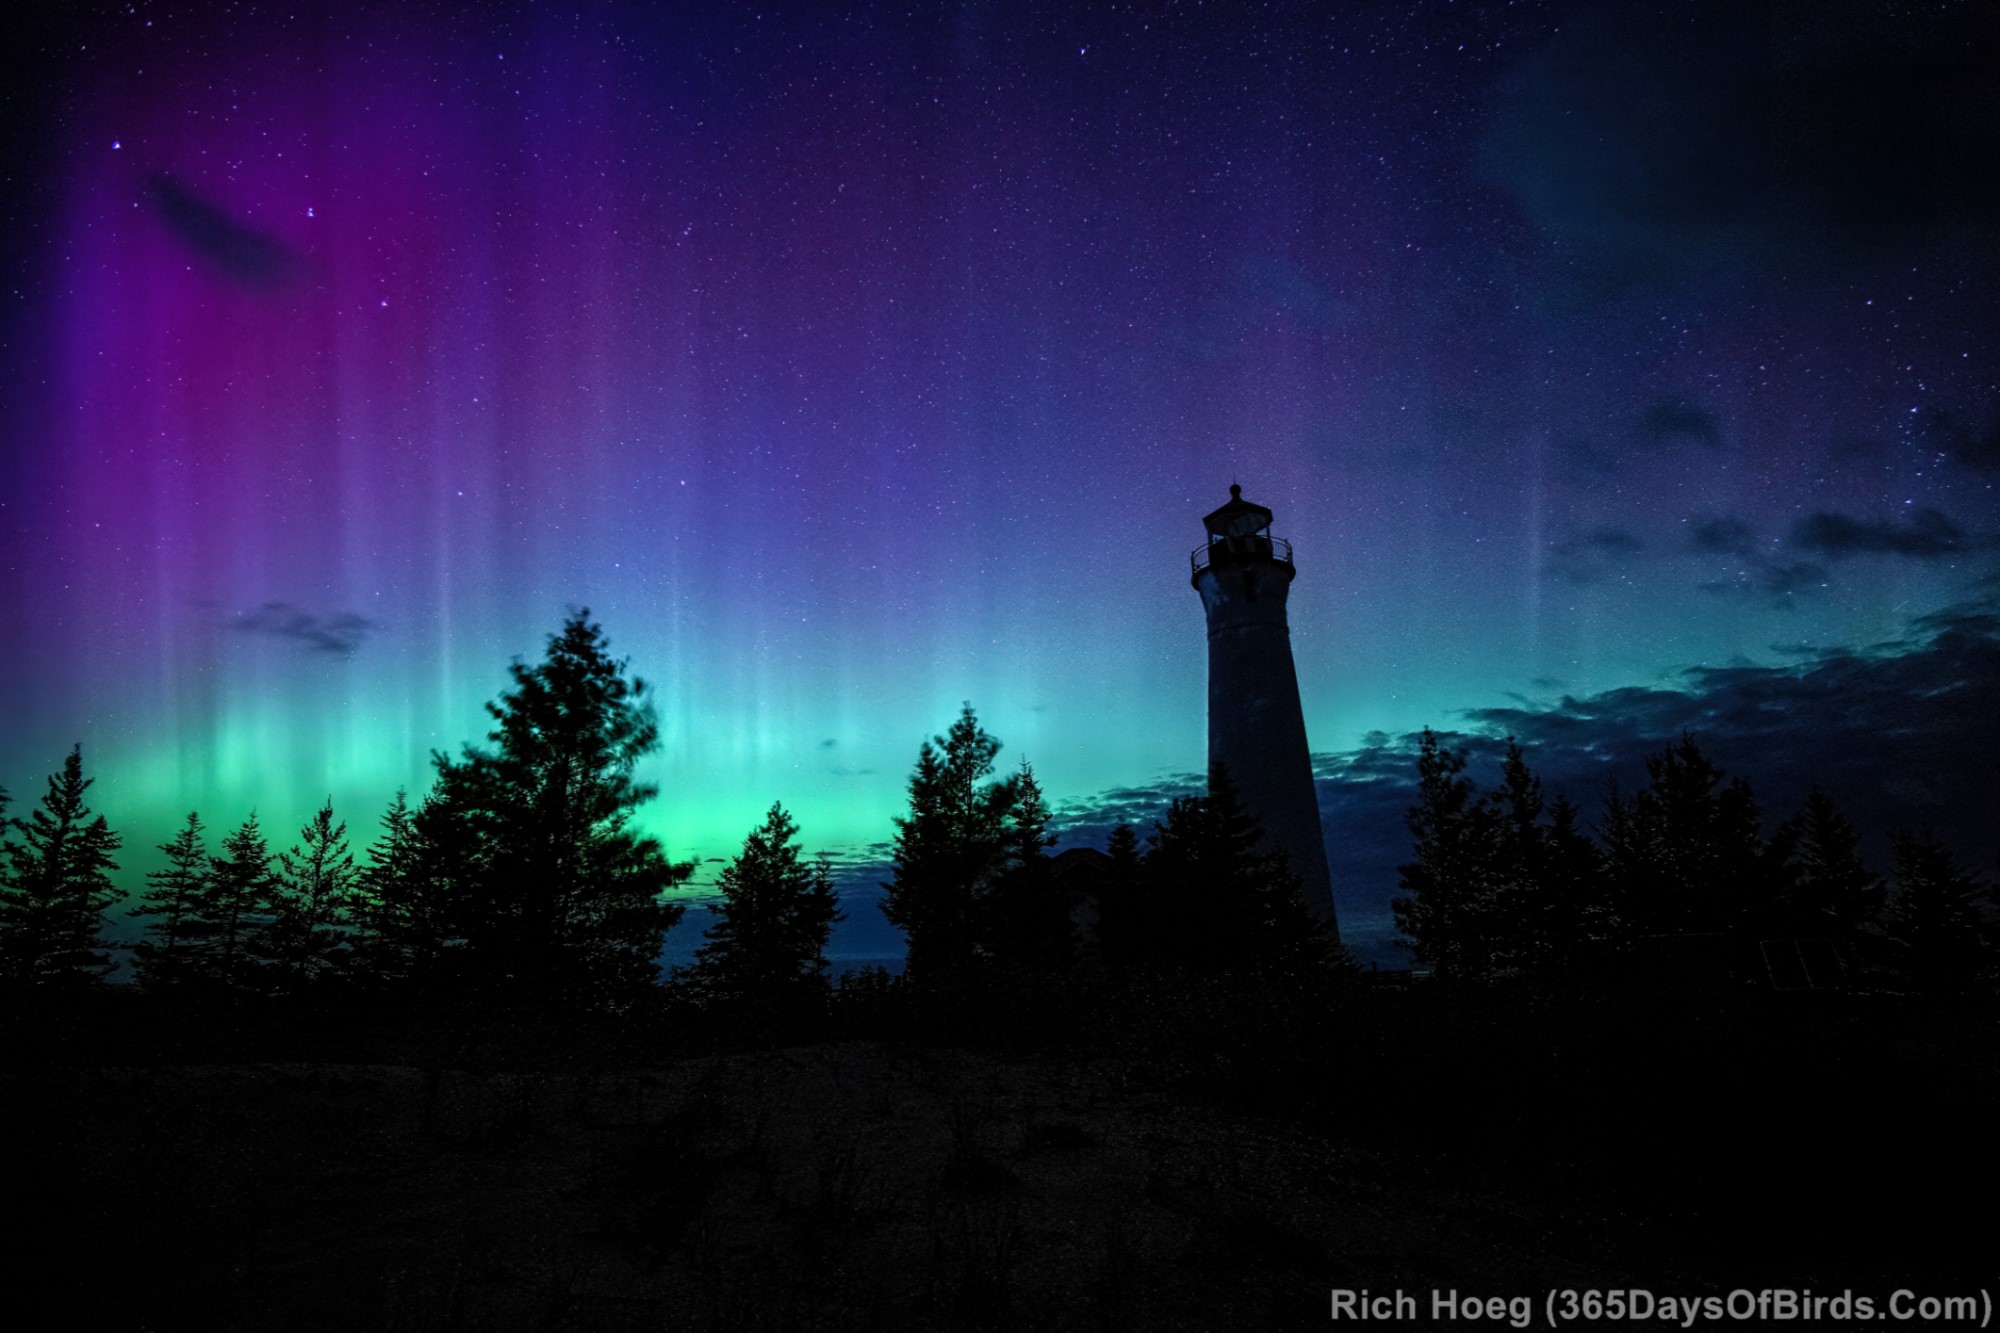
{"left": 1191, "top": 484, "right": 1338, "bottom": 931}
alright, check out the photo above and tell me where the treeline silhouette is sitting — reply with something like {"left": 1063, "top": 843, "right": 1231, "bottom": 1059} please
{"left": 1395, "top": 729, "right": 1995, "bottom": 995}
{"left": 2, "top": 610, "right": 1992, "bottom": 1035}
{"left": 0, "top": 610, "right": 1354, "bottom": 1036}
{"left": 9, "top": 612, "right": 2000, "bottom": 1325}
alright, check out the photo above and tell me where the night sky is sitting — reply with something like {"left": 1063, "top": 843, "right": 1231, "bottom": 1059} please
{"left": 3, "top": 1, "right": 1996, "bottom": 964}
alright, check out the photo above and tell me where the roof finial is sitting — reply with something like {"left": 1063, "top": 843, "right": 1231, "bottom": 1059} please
{"left": 1229, "top": 482, "right": 1242, "bottom": 501}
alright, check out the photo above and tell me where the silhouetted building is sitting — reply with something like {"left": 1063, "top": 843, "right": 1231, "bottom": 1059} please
{"left": 1191, "top": 484, "right": 1338, "bottom": 933}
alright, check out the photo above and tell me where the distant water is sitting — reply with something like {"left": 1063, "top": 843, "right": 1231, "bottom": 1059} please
{"left": 659, "top": 904, "right": 905, "bottom": 978}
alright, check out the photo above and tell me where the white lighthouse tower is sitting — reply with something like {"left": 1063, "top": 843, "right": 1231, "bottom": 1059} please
{"left": 1191, "top": 484, "right": 1338, "bottom": 932}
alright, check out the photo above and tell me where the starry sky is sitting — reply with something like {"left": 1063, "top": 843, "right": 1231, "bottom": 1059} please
{"left": 3, "top": 1, "right": 1996, "bottom": 964}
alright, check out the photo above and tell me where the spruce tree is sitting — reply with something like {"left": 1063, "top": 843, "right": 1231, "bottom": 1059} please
{"left": 1484, "top": 739, "right": 1546, "bottom": 975}
{"left": 1615, "top": 734, "right": 1771, "bottom": 936}
{"left": 1539, "top": 794, "right": 1610, "bottom": 973}
{"left": 203, "top": 813, "right": 281, "bottom": 994}
{"left": 1393, "top": 729, "right": 1498, "bottom": 978}
{"left": 1777, "top": 787, "right": 1883, "bottom": 936}
{"left": 1884, "top": 831, "right": 1990, "bottom": 994}
{"left": 1480, "top": 742, "right": 1610, "bottom": 979}
{"left": 0, "top": 746, "right": 122, "bottom": 992}
{"left": 353, "top": 789, "right": 448, "bottom": 995}
{"left": 1141, "top": 767, "right": 1326, "bottom": 974}
{"left": 983, "top": 762, "right": 1070, "bottom": 974}
{"left": 268, "top": 799, "right": 358, "bottom": 991}
{"left": 1596, "top": 779, "right": 1646, "bottom": 937}
{"left": 130, "top": 812, "right": 211, "bottom": 991}
{"left": 429, "top": 610, "right": 690, "bottom": 1008}
{"left": 687, "top": 803, "right": 842, "bottom": 1002}
{"left": 1092, "top": 822, "right": 1146, "bottom": 967}
{"left": 881, "top": 705, "right": 1015, "bottom": 985}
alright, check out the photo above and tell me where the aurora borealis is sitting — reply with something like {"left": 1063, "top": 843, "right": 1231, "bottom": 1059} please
{"left": 3, "top": 1, "right": 1997, "bottom": 963}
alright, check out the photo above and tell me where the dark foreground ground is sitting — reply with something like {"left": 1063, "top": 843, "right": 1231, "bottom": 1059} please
{"left": 5, "top": 982, "right": 1995, "bottom": 1331}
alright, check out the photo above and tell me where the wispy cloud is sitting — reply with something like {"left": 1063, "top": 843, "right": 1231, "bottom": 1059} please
{"left": 1791, "top": 507, "right": 1970, "bottom": 560}
{"left": 1054, "top": 601, "right": 2000, "bottom": 964}
{"left": 234, "top": 602, "right": 375, "bottom": 656}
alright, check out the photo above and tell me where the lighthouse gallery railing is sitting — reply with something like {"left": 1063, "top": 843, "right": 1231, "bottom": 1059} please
{"left": 1190, "top": 534, "right": 1293, "bottom": 578}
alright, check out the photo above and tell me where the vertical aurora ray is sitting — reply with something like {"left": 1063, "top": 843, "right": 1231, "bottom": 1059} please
{"left": 2, "top": 2, "right": 1994, "bottom": 959}
{"left": 6, "top": 6, "right": 1250, "bottom": 885}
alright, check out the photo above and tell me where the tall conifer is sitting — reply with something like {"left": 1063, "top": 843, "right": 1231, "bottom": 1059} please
{"left": 1, "top": 746, "right": 123, "bottom": 992}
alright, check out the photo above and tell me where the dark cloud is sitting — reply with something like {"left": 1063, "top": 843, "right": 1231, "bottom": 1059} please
{"left": 1051, "top": 775, "right": 1203, "bottom": 848}
{"left": 1697, "top": 558, "right": 1829, "bottom": 610}
{"left": 1693, "top": 505, "right": 1994, "bottom": 604}
{"left": 1791, "top": 508, "right": 1969, "bottom": 560}
{"left": 1964, "top": 424, "right": 2000, "bottom": 473}
{"left": 1908, "top": 604, "right": 2000, "bottom": 641}
{"left": 148, "top": 174, "right": 301, "bottom": 291}
{"left": 1639, "top": 399, "right": 1722, "bottom": 449}
{"left": 1762, "top": 562, "right": 1830, "bottom": 599}
{"left": 1057, "top": 602, "right": 2000, "bottom": 965}
{"left": 1480, "top": 2, "right": 2000, "bottom": 281}
{"left": 1688, "top": 516, "right": 1757, "bottom": 557}
{"left": 1909, "top": 406, "right": 2000, "bottom": 475}
{"left": 234, "top": 602, "right": 374, "bottom": 656}
{"left": 1463, "top": 605, "right": 2000, "bottom": 856}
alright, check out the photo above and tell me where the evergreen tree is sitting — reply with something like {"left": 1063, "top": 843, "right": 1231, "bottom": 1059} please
{"left": 1776, "top": 787, "right": 1884, "bottom": 936}
{"left": 1092, "top": 822, "right": 1146, "bottom": 967}
{"left": 353, "top": 789, "right": 451, "bottom": 995}
{"left": 267, "top": 799, "right": 358, "bottom": 991}
{"left": 1883, "top": 831, "right": 1990, "bottom": 994}
{"left": 1613, "top": 733, "right": 1771, "bottom": 936}
{"left": 429, "top": 610, "right": 689, "bottom": 1008}
{"left": 1141, "top": 767, "right": 1326, "bottom": 974}
{"left": 130, "top": 812, "right": 211, "bottom": 991}
{"left": 0, "top": 746, "right": 122, "bottom": 992}
{"left": 1483, "top": 739, "right": 1546, "bottom": 974}
{"left": 982, "top": 762, "right": 1071, "bottom": 973}
{"left": 203, "top": 813, "right": 281, "bottom": 994}
{"left": 1393, "top": 730, "right": 1498, "bottom": 978}
{"left": 687, "top": 803, "right": 843, "bottom": 1002}
{"left": 1538, "top": 794, "right": 1610, "bottom": 972}
{"left": 1479, "top": 742, "right": 1611, "bottom": 979}
{"left": 1595, "top": 779, "right": 1645, "bottom": 936}
{"left": 881, "top": 705, "right": 1016, "bottom": 985}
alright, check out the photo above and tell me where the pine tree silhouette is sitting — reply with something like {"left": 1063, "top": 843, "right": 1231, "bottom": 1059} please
{"left": 1775, "top": 787, "right": 1884, "bottom": 937}
{"left": 351, "top": 789, "right": 458, "bottom": 999}
{"left": 1539, "top": 793, "right": 1610, "bottom": 973}
{"left": 268, "top": 799, "right": 358, "bottom": 993}
{"left": 1884, "top": 830, "right": 1991, "bottom": 994}
{"left": 1141, "top": 767, "right": 1327, "bottom": 974}
{"left": 881, "top": 704, "right": 1015, "bottom": 986}
{"left": 1484, "top": 742, "right": 1610, "bottom": 979}
{"left": 1613, "top": 733, "right": 1771, "bottom": 936}
{"left": 427, "top": 610, "right": 690, "bottom": 1009}
{"left": 0, "top": 746, "right": 122, "bottom": 993}
{"left": 1483, "top": 739, "right": 1545, "bottom": 975}
{"left": 130, "top": 811, "right": 211, "bottom": 991}
{"left": 1393, "top": 729, "right": 1498, "bottom": 978}
{"left": 203, "top": 813, "right": 281, "bottom": 995}
{"left": 982, "top": 762, "right": 1071, "bottom": 974}
{"left": 686, "top": 803, "right": 843, "bottom": 1006}
{"left": 1092, "top": 822, "right": 1145, "bottom": 967}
